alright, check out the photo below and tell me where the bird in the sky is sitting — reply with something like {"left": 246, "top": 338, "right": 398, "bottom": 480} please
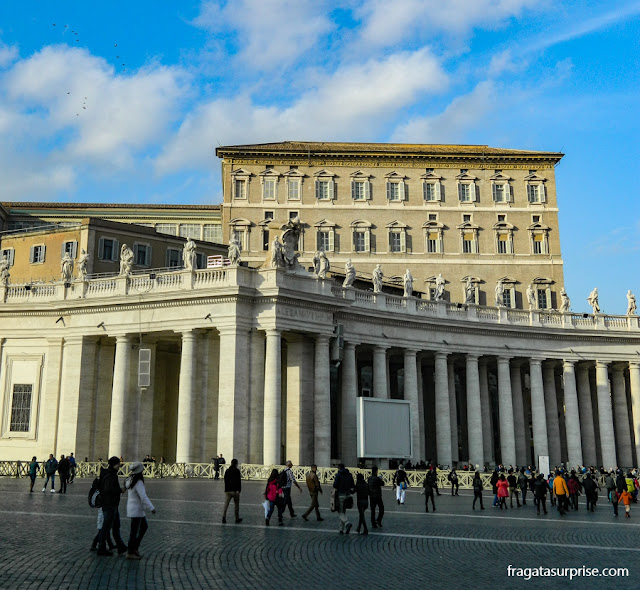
{"left": 52, "top": 23, "right": 56, "bottom": 26}
{"left": 67, "top": 92, "right": 70, "bottom": 94}
{"left": 114, "top": 43, "right": 117, "bottom": 47}
{"left": 83, "top": 107, "right": 86, "bottom": 110}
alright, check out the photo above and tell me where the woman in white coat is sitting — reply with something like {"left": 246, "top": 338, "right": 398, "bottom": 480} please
{"left": 125, "top": 462, "right": 156, "bottom": 560}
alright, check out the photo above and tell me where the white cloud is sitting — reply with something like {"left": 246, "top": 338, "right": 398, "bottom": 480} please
{"left": 0, "top": 42, "right": 18, "bottom": 68}
{"left": 156, "top": 47, "right": 447, "bottom": 173}
{"left": 194, "top": 0, "right": 333, "bottom": 70}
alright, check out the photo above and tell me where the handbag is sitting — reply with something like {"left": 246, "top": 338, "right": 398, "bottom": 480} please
{"left": 402, "top": 482, "right": 408, "bottom": 490}
{"left": 343, "top": 495, "right": 354, "bottom": 510}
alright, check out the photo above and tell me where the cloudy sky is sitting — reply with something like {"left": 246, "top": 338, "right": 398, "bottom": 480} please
{"left": 0, "top": 1, "right": 638, "bottom": 312}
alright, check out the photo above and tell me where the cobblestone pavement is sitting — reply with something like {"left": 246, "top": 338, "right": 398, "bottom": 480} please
{"left": 0, "top": 477, "right": 637, "bottom": 590}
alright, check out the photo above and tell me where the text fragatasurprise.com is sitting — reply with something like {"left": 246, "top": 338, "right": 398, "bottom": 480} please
{"left": 507, "top": 565, "right": 629, "bottom": 580}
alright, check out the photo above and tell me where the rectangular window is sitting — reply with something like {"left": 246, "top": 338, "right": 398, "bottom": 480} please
{"left": 527, "top": 184, "right": 544, "bottom": 203}
{"left": 317, "top": 231, "right": 330, "bottom": 252}
{"left": 179, "top": 224, "right": 201, "bottom": 240}
{"left": 533, "top": 235, "right": 543, "bottom": 254}
{"left": 537, "top": 289, "right": 547, "bottom": 309}
{"left": 503, "top": 290, "right": 512, "bottom": 308}
{"left": 234, "top": 179, "right": 246, "bottom": 199}
{"left": 463, "top": 214, "right": 471, "bottom": 222}
{"left": 389, "top": 232, "right": 402, "bottom": 253}
{"left": 62, "top": 240, "right": 78, "bottom": 259}
{"left": 458, "top": 184, "right": 470, "bottom": 202}
{"left": 202, "top": 224, "right": 222, "bottom": 243}
{"left": 532, "top": 215, "right": 540, "bottom": 223}
{"left": 387, "top": 182, "right": 401, "bottom": 201}
{"left": 428, "top": 214, "right": 437, "bottom": 221}
{"left": 427, "top": 232, "right": 438, "bottom": 253}
{"left": 493, "top": 183, "right": 505, "bottom": 202}
{"left": 262, "top": 229, "right": 270, "bottom": 251}
{"left": 263, "top": 178, "right": 276, "bottom": 200}
{"left": 10, "top": 384, "right": 32, "bottom": 432}
{"left": 166, "top": 248, "right": 182, "bottom": 268}
{"left": 354, "top": 231, "right": 367, "bottom": 252}
{"left": 156, "top": 223, "right": 178, "bottom": 236}
{"left": 2, "top": 248, "right": 15, "bottom": 267}
{"left": 462, "top": 233, "right": 474, "bottom": 254}
{"left": 264, "top": 211, "right": 274, "bottom": 221}
{"left": 352, "top": 181, "right": 366, "bottom": 201}
{"left": 497, "top": 234, "right": 508, "bottom": 254}
{"left": 29, "top": 245, "right": 46, "bottom": 264}
{"left": 133, "top": 243, "right": 152, "bottom": 266}
{"left": 424, "top": 183, "right": 436, "bottom": 201}
{"left": 497, "top": 215, "right": 506, "bottom": 222}
{"left": 287, "top": 179, "right": 300, "bottom": 200}
{"left": 98, "top": 238, "right": 118, "bottom": 261}
{"left": 289, "top": 211, "right": 298, "bottom": 221}
{"left": 316, "top": 180, "right": 331, "bottom": 200}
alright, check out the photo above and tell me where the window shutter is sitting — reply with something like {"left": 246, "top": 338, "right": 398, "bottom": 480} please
{"left": 317, "top": 232, "right": 322, "bottom": 250}
{"left": 435, "top": 182, "right": 441, "bottom": 201}
{"left": 470, "top": 183, "right": 477, "bottom": 202}
{"left": 315, "top": 180, "right": 320, "bottom": 200}
{"left": 365, "top": 181, "right": 371, "bottom": 200}
{"left": 72, "top": 241, "right": 78, "bottom": 258}
{"left": 539, "top": 184, "right": 546, "bottom": 203}
{"left": 98, "top": 238, "right": 105, "bottom": 260}
{"left": 505, "top": 183, "right": 511, "bottom": 202}
{"left": 399, "top": 182, "right": 406, "bottom": 201}
{"left": 146, "top": 245, "right": 152, "bottom": 266}
{"left": 29, "top": 246, "right": 35, "bottom": 264}
{"left": 400, "top": 230, "right": 406, "bottom": 253}
{"left": 328, "top": 229, "right": 334, "bottom": 252}
{"left": 9, "top": 249, "right": 14, "bottom": 266}
{"left": 133, "top": 244, "right": 139, "bottom": 262}
{"left": 423, "top": 183, "right": 428, "bottom": 201}
{"left": 458, "top": 184, "right": 463, "bottom": 201}
{"left": 61, "top": 243, "right": 66, "bottom": 259}
{"left": 328, "top": 179, "right": 334, "bottom": 200}
{"left": 112, "top": 240, "right": 119, "bottom": 261}
{"left": 388, "top": 231, "right": 393, "bottom": 251}
{"left": 386, "top": 182, "right": 392, "bottom": 200}
{"left": 527, "top": 184, "right": 533, "bottom": 203}
{"left": 364, "top": 230, "right": 370, "bottom": 252}
{"left": 41, "top": 245, "right": 46, "bottom": 262}
{"left": 138, "top": 348, "right": 151, "bottom": 388}
{"left": 492, "top": 184, "right": 497, "bottom": 201}
{"left": 351, "top": 181, "right": 356, "bottom": 200}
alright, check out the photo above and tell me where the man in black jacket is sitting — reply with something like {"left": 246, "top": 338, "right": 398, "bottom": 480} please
{"left": 57, "top": 454, "right": 70, "bottom": 494}
{"left": 222, "top": 458, "right": 242, "bottom": 524}
{"left": 97, "top": 456, "right": 127, "bottom": 556}
{"left": 533, "top": 474, "right": 548, "bottom": 515}
{"left": 368, "top": 466, "right": 385, "bottom": 528}
{"left": 333, "top": 464, "right": 355, "bottom": 534}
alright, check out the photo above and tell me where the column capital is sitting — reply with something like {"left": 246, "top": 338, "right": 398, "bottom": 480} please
{"left": 529, "top": 358, "right": 543, "bottom": 367}
{"left": 434, "top": 351, "right": 448, "bottom": 361}
{"left": 629, "top": 361, "right": 640, "bottom": 370}
{"left": 373, "top": 343, "right": 389, "bottom": 352}
{"left": 595, "top": 360, "right": 610, "bottom": 369}
{"left": 403, "top": 348, "right": 419, "bottom": 357}
{"left": 344, "top": 340, "right": 358, "bottom": 350}
{"left": 113, "top": 333, "right": 133, "bottom": 343}
{"left": 315, "top": 334, "right": 331, "bottom": 345}
{"left": 264, "top": 328, "right": 281, "bottom": 338}
{"left": 497, "top": 356, "right": 511, "bottom": 364}
{"left": 610, "top": 362, "right": 626, "bottom": 373}
{"left": 562, "top": 359, "right": 576, "bottom": 370}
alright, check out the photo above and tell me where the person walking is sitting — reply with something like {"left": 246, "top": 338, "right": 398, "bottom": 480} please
{"left": 68, "top": 453, "right": 77, "bottom": 483}
{"left": 368, "top": 466, "right": 385, "bottom": 528}
{"left": 567, "top": 470, "right": 582, "bottom": 510}
{"left": 604, "top": 470, "right": 616, "bottom": 504}
{"left": 124, "top": 461, "right": 156, "bottom": 559}
{"left": 490, "top": 469, "right": 499, "bottom": 507}
{"left": 302, "top": 464, "right": 323, "bottom": 522}
{"left": 43, "top": 454, "right": 58, "bottom": 493}
{"left": 90, "top": 508, "right": 115, "bottom": 552}
{"left": 264, "top": 469, "right": 285, "bottom": 526}
{"left": 281, "top": 461, "right": 302, "bottom": 517}
{"left": 57, "top": 454, "right": 70, "bottom": 494}
{"left": 448, "top": 469, "right": 459, "bottom": 496}
{"left": 553, "top": 471, "right": 569, "bottom": 516}
{"left": 472, "top": 471, "right": 484, "bottom": 510}
{"left": 354, "top": 473, "right": 369, "bottom": 535}
{"left": 518, "top": 467, "right": 528, "bottom": 505}
{"left": 97, "top": 456, "right": 127, "bottom": 556}
{"left": 333, "top": 463, "right": 355, "bottom": 534}
{"left": 422, "top": 470, "right": 436, "bottom": 512}
{"left": 619, "top": 488, "right": 632, "bottom": 518}
{"left": 533, "top": 474, "right": 548, "bottom": 515}
{"left": 393, "top": 464, "right": 408, "bottom": 504}
{"left": 28, "top": 456, "right": 39, "bottom": 493}
{"left": 221, "top": 458, "right": 242, "bottom": 524}
{"left": 507, "top": 469, "right": 521, "bottom": 507}
{"left": 496, "top": 474, "right": 509, "bottom": 509}
{"left": 214, "top": 454, "right": 225, "bottom": 480}
{"left": 582, "top": 474, "right": 597, "bottom": 512}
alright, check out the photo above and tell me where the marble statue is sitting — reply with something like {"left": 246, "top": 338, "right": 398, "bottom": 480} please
{"left": 494, "top": 280, "right": 504, "bottom": 307}
{"left": 403, "top": 269, "right": 413, "bottom": 298}
{"left": 464, "top": 277, "right": 475, "bottom": 304}
{"left": 270, "top": 236, "right": 285, "bottom": 269}
{"left": 183, "top": 238, "right": 197, "bottom": 271}
{"left": 0, "top": 255, "right": 10, "bottom": 286}
{"left": 627, "top": 290, "right": 637, "bottom": 315}
{"left": 343, "top": 259, "right": 356, "bottom": 288}
{"left": 313, "top": 250, "right": 330, "bottom": 279}
{"left": 526, "top": 284, "right": 536, "bottom": 309}
{"left": 119, "top": 244, "right": 134, "bottom": 276}
{"left": 587, "top": 288, "right": 600, "bottom": 314}
{"left": 228, "top": 234, "right": 241, "bottom": 266}
{"left": 281, "top": 218, "right": 302, "bottom": 270}
{"left": 61, "top": 252, "right": 74, "bottom": 282}
{"left": 77, "top": 249, "right": 89, "bottom": 281}
{"left": 434, "top": 273, "right": 445, "bottom": 301}
{"left": 560, "top": 288, "right": 571, "bottom": 313}
{"left": 372, "top": 264, "right": 383, "bottom": 293}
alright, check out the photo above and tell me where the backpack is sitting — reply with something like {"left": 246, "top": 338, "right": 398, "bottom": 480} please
{"left": 88, "top": 477, "right": 103, "bottom": 509}
{"left": 278, "top": 469, "right": 289, "bottom": 489}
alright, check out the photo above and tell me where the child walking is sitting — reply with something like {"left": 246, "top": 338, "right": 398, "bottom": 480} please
{"left": 619, "top": 489, "right": 632, "bottom": 518}
{"left": 125, "top": 462, "right": 156, "bottom": 559}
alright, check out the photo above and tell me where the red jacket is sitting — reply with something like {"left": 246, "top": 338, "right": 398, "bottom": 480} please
{"left": 497, "top": 479, "right": 509, "bottom": 498}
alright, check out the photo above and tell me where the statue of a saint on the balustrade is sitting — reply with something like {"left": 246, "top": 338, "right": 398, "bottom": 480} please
{"left": 465, "top": 277, "right": 476, "bottom": 304}
{"left": 183, "top": 238, "right": 197, "bottom": 271}
{"left": 434, "top": 273, "right": 445, "bottom": 301}
{"left": 587, "top": 287, "right": 600, "bottom": 314}
{"left": 76, "top": 249, "right": 89, "bottom": 281}
{"left": 119, "top": 244, "right": 134, "bottom": 277}
{"left": 627, "top": 290, "right": 637, "bottom": 316}
{"left": 0, "top": 255, "right": 10, "bottom": 287}
{"left": 61, "top": 252, "right": 74, "bottom": 283}
{"left": 526, "top": 284, "right": 536, "bottom": 309}
{"left": 560, "top": 288, "right": 571, "bottom": 313}
{"left": 403, "top": 268, "right": 413, "bottom": 298}
{"left": 281, "top": 218, "right": 302, "bottom": 270}
{"left": 494, "top": 280, "right": 504, "bottom": 307}
{"left": 372, "top": 264, "right": 383, "bottom": 293}
{"left": 228, "top": 233, "right": 241, "bottom": 266}
{"left": 343, "top": 259, "right": 356, "bottom": 288}
{"left": 270, "top": 236, "right": 285, "bottom": 269}
{"left": 313, "top": 250, "right": 330, "bottom": 279}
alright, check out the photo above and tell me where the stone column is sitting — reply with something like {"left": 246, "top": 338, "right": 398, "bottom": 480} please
{"left": 543, "top": 362, "right": 562, "bottom": 466}
{"left": 263, "top": 329, "right": 282, "bottom": 465}
{"left": 108, "top": 334, "right": 132, "bottom": 458}
{"left": 341, "top": 342, "right": 358, "bottom": 466}
{"left": 529, "top": 359, "right": 549, "bottom": 459}
{"left": 137, "top": 341, "right": 157, "bottom": 461}
{"left": 595, "top": 361, "right": 617, "bottom": 469}
{"left": 434, "top": 352, "right": 452, "bottom": 466}
{"left": 510, "top": 361, "right": 527, "bottom": 466}
{"left": 562, "top": 360, "right": 583, "bottom": 468}
{"left": 448, "top": 359, "right": 459, "bottom": 463}
{"left": 286, "top": 336, "right": 314, "bottom": 465}
{"left": 497, "top": 357, "right": 516, "bottom": 467}
{"left": 404, "top": 349, "right": 420, "bottom": 461}
{"left": 314, "top": 334, "right": 331, "bottom": 467}
{"left": 628, "top": 362, "right": 640, "bottom": 468}
{"left": 248, "top": 329, "right": 265, "bottom": 464}
{"left": 611, "top": 364, "right": 633, "bottom": 467}
{"left": 176, "top": 330, "right": 197, "bottom": 463}
{"left": 417, "top": 358, "right": 426, "bottom": 460}
{"left": 576, "top": 363, "right": 597, "bottom": 467}
{"left": 479, "top": 359, "right": 494, "bottom": 464}
{"left": 465, "top": 354, "right": 483, "bottom": 469}
{"left": 373, "top": 345, "right": 388, "bottom": 399}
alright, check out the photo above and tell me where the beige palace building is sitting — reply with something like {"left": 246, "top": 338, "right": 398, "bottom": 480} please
{"left": 0, "top": 142, "right": 638, "bottom": 473}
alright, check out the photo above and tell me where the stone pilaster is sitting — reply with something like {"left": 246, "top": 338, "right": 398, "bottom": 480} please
{"left": 109, "top": 334, "right": 133, "bottom": 458}
{"left": 576, "top": 363, "right": 597, "bottom": 467}
{"left": 562, "top": 360, "right": 583, "bottom": 468}
{"left": 529, "top": 359, "right": 549, "bottom": 459}
{"left": 263, "top": 329, "right": 282, "bottom": 465}
{"left": 595, "top": 361, "right": 617, "bottom": 469}
{"left": 497, "top": 357, "right": 516, "bottom": 467}
{"left": 543, "top": 362, "right": 562, "bottom": 466}
{"left": 611, "top": 364, "right": 633, "bottom": 467}
{"left": 434, "top": 352, "right": 452, "bottom": 466}
{"left": 314, "top": 335, "right": 331, "bottom": 467}
{"left": 465, "top": 354, "right": 483, "bottom": 469}
{"left": 176, "top": 330, "right": 197, "bottom": 463}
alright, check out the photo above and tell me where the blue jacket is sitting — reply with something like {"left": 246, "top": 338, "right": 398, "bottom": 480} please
{"left": 333, "top": 468, "right": 354, "bottom": 494}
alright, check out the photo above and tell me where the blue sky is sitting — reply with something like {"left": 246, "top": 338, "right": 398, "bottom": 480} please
{"left": 0, "top": 1, "right": 638, "bottom": 313}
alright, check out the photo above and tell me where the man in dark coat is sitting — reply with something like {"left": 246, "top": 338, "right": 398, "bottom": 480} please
{"left": 222, "top": 458, "right": 242, "bottom": 524}
{"left": 333, "top": 464, "right": 355, "bottom": 534}
{"left": 97, "top": 456, "right": 127, "bottom": 556}
{"left": 57, "top": 454, "right": 70, "bottom": 494}
{"left": 368, "top": 466, "right": 385, "bottom": 528}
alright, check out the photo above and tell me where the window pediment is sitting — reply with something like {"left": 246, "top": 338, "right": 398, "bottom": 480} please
{"left": 455, "top": 172, "right": 478, "bottom": 181}
{"left": 527, "top": 222, "right": 550, "bottom": 231}
{"left": 423, "top": 220, "right": 445, "bottom": 229}
{"left": 498, "top": 276, "right": 517, "bottom": 284}
{"left": 524, "top": 173, "right": 546, "bottom": 182}
{"left": 350, "top": 170, "right": 372, "bottom": 179}
{"left": 386, "top": 220, "right": 407, "bottom": 229}
{"left": 350, "top": 220, "right": 372, "bottom": 228}
{"left": 489, "top": 172, "right": 512, "bottom": 181}
{"left": 230, "top": 217, "right": 252, "bottom": 227}
{"left": 456, "top": 221, "right": 479, "bottom": 230}
{"left": 314, "top": 219, "right": 336, "bottom": 228}
{"left": 313, "top": 169, "right": 336, "bottom": 178}
{"left": 230, "top": 168, "right": 252, "bottom": 178}
{"left": 532, "top": 277, "right": 554, "bottom": 285}
{"left": 259, "top": 169, "right": 281, "bottom": 178}
{"left": 461, "top": 275, "right": 482, "bottom": 284}
{"left": 384, "top": 171, "right": 407, "bottom": 180}
{"left": 420, "top": 172, "right": 443, "bottom": 181}
{"left": 282, "top": 169, "right": 305, "bottom": 178}
{"left": 493, "top": 221, "right": 515, "bottom": 230}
